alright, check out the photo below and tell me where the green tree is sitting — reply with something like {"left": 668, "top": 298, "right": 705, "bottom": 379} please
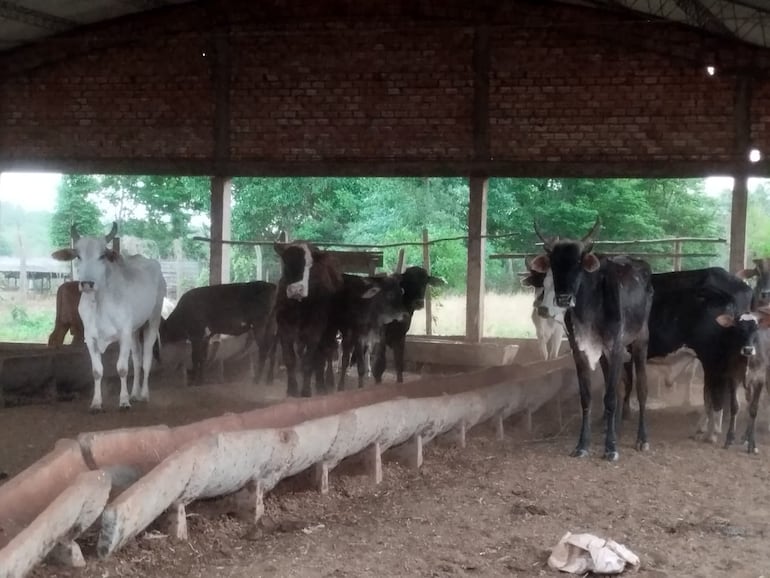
{"left": 50, "top": 175, "right": 103, "bottom": 248}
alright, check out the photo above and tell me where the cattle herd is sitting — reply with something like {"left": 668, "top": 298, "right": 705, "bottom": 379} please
{"left": 42, "top": 219, "right": 770, "bottom": 462}
{"left": 48, "top": 223, "right": 444, "bottom": 409}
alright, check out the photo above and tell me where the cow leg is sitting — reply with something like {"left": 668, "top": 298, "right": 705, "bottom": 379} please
{"left": 116, "top": 334, "right": 133, "bottom": 410}
{"left": 137, "top": 320, "right": 159, "bottom": 402}
{"left": 337, "top": 333, "right": 353, "bottom": 391}
{"left": 355, "top": 340, "right": 367, "bottom": 389}
{"left": 602, "top": 349, "right": 624, "bottom": 462}
{"left": 621, "top": 360, "right": 633, "bottom": 422}
{"left": 632, "top": 340, "right": 650, "bottom": 452}
{"left": 724, "top": 382, "right": 740, "bottom": 448}
{"left": 86, "top": 340, "right": 105, "bottom": 412}
{"left": 129, "top": 333, "right": 142, "bottom": 401}
{"left": 373, "top": 342, "right": 387, "bottom": 384}
{"left": 189, "top": 338, "right": 209, "bottom": 386}
{"left": 566, "top": 320, "right": 592, "bottom": 458}
{"left": 745, "top": 374, "right": 765, "bottom": 454}
{"left": 47, "top": 324, "right": 68, "bottom": 348}
{"left": 280, "top": 332, "right": 299, "bottom": 397}
{"left": 393, "top": 337, "right": 406, "bottom": 383}
{"left": 300, "top": 347, "right": 315, "bottom": 398}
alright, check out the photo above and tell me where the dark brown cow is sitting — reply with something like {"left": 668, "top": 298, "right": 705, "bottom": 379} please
{"left": 274, "top": 241, "right": 343, "bottom": 397}
{"left": 372, "top": 266, "right": 444, "bottom": 383}
{"left": 47, "top": 280, "right": 84, "bottom": 347}
{"left": 159, "top": 282, "right": 277, "bottom": 385}
{"left": 334, "top": 273, "right": 409, "bottom": 390}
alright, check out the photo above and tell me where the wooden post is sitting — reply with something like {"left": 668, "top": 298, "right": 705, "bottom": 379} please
{"left": 16, "top": 225, "right": 26, "bottom": 302}
{"left": 466, "top": 177, "right": 488, "bottom": 343}
{"left": 209, "top": 176, "right": 232, "bottom": 285}
{"left": 422, "top": 228, "right": 432, "bottom": 335}
{"left": 730, "top": 176, "right": 749, "bottom": 273}
{"left": 395, "top": 248, "right": 405, "bottom": 274}
{"left": 730, "top": 74, "right": 752, "bottom": 273}
{"left": 173, "top": 238, "right": 183, "bottom": 298}
{"left": 254, "top": 244, "right": 263, "bottom": 280}
{"left": 673, "top": 240, "right": 680, "bottom": 271}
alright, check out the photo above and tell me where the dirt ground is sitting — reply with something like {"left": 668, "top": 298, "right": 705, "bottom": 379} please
{"left": 6, "top": 370, "right": 770, "bottom": 578}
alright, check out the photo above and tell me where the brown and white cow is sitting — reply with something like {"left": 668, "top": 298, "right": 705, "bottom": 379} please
{"left": 274, "top": 241, "right": 343, "bottom": 398}
{"left": 48, "top": 280, "right": 85, "bottom": 347}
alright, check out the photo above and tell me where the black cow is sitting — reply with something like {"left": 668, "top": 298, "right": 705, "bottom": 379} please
{"left": 274, "top": 241, "right": 343, "bottom": 397}
{"left": 621, "top": 267, "right": 757, "bottom": 445}
{"left": 740, "top": 313, "right": 770, "bottom": 452}
{"left": 531, "top": 217, "right": 654, "bottom": 461}
{"left": 371, "top": 266, "right": 445, "bottom": 384}
{"left": 335, "top": 273, "right": 409, "bottom": 389}
{"left": 159, "top": 282, "right": 277, "bottom": 386}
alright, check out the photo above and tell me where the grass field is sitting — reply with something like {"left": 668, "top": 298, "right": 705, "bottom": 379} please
{"left": 0, "top": 289, "right": 538, "bottom": 343}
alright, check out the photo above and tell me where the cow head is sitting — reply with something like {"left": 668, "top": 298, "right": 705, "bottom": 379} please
{"left": 530, "top": 217, "right": 601, "bottom": 308}
{"left": 521, "top": 259, "right": 563, "bottom": 319}
{"left": 737, "top": 258, "right": 770, "bottom": 301}
{"left": 361, "top": 274, "right": 410, "bottom": 324}
{"left": 274, "top": 241, "right": 316, "bottom": 300}
{"left": 715, "top": 306, "right": 770, "bottom": 357}
{"left": 51, "top": 222, "right": 119, "bottom": 294}
{"left": 398, "top": 266, "right": 445, "bottom": 312}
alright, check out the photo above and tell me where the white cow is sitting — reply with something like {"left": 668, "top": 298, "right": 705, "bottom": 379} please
{"left": 522, "top": 266, "right": 566, "bottom": 360}
{"left": 52, "top": 223, "right": 166, "bottom": 411}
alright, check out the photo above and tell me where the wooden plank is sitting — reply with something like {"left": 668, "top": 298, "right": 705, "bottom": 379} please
{"left": 466, "top": 177, "right": 488, "bottom": 343}
{"left": 422, "top": 228, "right": 432, "bottom": 335}
{"left": 325, "top": 250, "right": 383, "bottom": 274}
{"left": 403, "top": 339, "right": 518, "bottom": 367}
{"left": 6, "top": 157, "right": 768, "bottom": 181}
{"left": 209, "top": 177, "right": 232, "bottom": 285}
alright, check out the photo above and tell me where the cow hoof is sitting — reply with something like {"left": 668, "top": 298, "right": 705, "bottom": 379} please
{"left": 636, "top": 441, "right": 650, "bottom": 452}
{"left": 570, "top": 448, "right": 589, "bottom": 458}
{"left": 119, "top": 404, "right": 131, "bottom": 412}
{"left": 88, "top": 406, "right": 104, "bottom": 414}
{"left": 300, "top": 389, "right": 312, "bottom": 398}
{"left": 603, "top": 451, "right": 619, "bottom": 462}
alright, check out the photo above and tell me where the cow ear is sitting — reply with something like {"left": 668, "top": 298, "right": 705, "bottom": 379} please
{"left": 52, "top": 248, "right": 77, "bottom": 262}
{"left": 273, "top": 242, "right": 285, "bottom": 256}
{"left": 520, "top": 274, "right": 536, "bottom": 287}
{"left": 582, "top": 252, "right": 600, "bottom": 273}
{"left": 737, "top": 268, "right": 758, "bottom": 279}
{"left": 715, "top": 313, "right": 735, "bottom": 328}
{"left": 428, "top": 275, "right": 445, "bottom": 286}
{"left": 530, "top": 254, "right": 549, "bottom": 273}
{"left": 361, "top": 286, "right": 381, "bottom": 299}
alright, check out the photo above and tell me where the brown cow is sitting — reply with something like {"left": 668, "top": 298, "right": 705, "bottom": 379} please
{"left": 47, "top": 281, "right": 84, "bottom": 347}
{"left": 274, "top": 241, "right": 343, "bottom": 398}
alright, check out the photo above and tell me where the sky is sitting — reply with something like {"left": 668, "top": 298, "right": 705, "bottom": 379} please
{"left": 0, "top": 171, "right": 755, "bottom": 214}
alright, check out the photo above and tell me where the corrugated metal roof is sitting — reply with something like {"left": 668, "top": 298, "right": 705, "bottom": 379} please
{"left": 0, "top": 0, "right": 768, "bottom": 51}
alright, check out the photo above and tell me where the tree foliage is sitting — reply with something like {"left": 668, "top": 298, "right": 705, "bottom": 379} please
{"left": 50, "top": 175, "right": 103, "bottom": 248}
{"left": 49, "top": 174, "right": 730, "bottom": 291}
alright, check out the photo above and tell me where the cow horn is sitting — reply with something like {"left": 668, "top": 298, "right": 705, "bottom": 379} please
{"left": 70, "top": 224, "right": 80, "bottom": 243}
{"left": 533, "top": 220, "right": 555, "bottom": 252}
{"left": 581, "top": 216, "right": 602, "bottom": 247}
{"left": 104, "top": 222, "right": 118, "bottom": 243}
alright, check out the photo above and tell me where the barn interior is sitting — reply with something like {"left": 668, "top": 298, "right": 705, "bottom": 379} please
{"left": 1, "top": 1, "right": 770, "bottom": 576}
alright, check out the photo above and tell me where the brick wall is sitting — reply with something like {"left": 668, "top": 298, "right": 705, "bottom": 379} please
{"left": 0, "top": 0, "right": 766, "bottom": 176}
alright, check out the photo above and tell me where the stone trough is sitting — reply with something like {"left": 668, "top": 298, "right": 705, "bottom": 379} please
{"left": 0, "top": 355, "right": 577, "bottom": 578}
